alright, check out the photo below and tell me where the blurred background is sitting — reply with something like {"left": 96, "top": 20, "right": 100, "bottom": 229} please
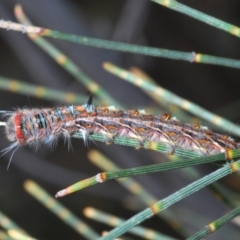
{"left": 0, "top": 0, "right": 240, "bottom": 239}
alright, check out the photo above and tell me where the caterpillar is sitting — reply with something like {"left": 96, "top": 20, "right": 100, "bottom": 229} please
{"left": 1, "top": 96, "right": 239, "bottom": 168}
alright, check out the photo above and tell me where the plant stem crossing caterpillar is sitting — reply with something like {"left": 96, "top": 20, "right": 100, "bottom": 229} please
{"left": 1, "top": 96, "right": 239, "bottom": 168}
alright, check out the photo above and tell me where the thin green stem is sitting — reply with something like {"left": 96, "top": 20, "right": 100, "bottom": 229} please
{"left": 24, "top": 180, "right": 100, "bottom": 240}
{"left": 1, "top": 18, "right": 240, "bottom": 69}
{"left": 84, "top": 207, "right": 176, "bottom": 240}
{"left": 56, "top": 149, "right": 240, "bottom": 197}
{"left": 187, "top": 206, "right": 240, "bottom": 240}
{"left": 99, "top": 161, "right": 240, "bottom": 240}
{"left": 152, "top": 0, "right": 240, "bottom": 38}
{"left": 0, "top": 211, "right": 29, "bottom": 236}
{"left": 73, "top": 132, "right": 205, "bottom": 159}
{"left": 88, "top": 150, "right": 192, "bottom": 237}
{"left": 15, "top": 5, "right": 120, "bottom": 107}
{"left": 41, "top": 30, "right": 240, "bottom": 68}
{"left": 0, "top": 76, "right": 86, "bottom": 103}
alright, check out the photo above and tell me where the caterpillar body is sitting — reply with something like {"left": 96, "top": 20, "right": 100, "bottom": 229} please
{"left": 1, "top": 96, "right": 239, "bottom": 162}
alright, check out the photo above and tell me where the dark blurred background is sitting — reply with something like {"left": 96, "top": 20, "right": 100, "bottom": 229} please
{"left": 0, "top": 0, "right": 240, "bottom": 239}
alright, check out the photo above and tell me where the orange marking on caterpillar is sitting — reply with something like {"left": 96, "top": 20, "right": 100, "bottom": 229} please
{"left": 1, "top": 96, "right": 240, "bottom": 168}
{"left": 161, "top": 113, "right": 171, "bottom": 121}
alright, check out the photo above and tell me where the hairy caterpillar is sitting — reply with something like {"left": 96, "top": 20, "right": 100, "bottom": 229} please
{"left": 1, "top": 96, "right": 238, "bottom": 168}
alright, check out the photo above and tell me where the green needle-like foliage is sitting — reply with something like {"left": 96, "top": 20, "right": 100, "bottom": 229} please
{"left": 0, "top": 1, "right": 239, "bottom": 240}
{"left": 187, "top": 206, "right": 240, "bottom": 240}
{"left": 152, "top": 0, "right": 240, "bottom": 38}
{"left": 99, "top": 161, "right": 240, "bottom": 240}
